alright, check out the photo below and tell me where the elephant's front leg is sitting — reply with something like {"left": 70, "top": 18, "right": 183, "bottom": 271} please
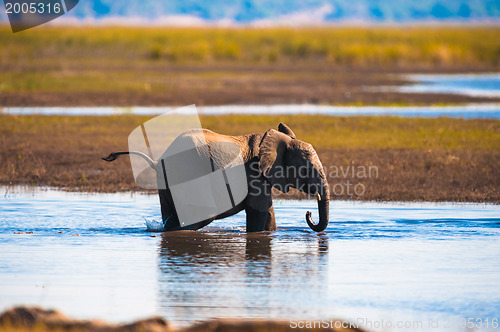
{"left": 245, "top": 204, "right": 276, "bottom": 232}
{"left": 245, "top": 174, "right": 276, "bottom": 232}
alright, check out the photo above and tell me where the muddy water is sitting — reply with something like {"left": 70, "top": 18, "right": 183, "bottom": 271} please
{"left": 0, "top": 187, "right": 499, "bottom": 330}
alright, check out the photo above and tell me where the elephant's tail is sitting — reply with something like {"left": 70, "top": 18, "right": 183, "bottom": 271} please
{"left": 102, "top": 151, "right": 157, "bottom": 168}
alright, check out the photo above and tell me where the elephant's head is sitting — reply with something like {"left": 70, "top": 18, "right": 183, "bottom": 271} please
{"left": 258, "top": 123, "right": 330, "bottom": 232}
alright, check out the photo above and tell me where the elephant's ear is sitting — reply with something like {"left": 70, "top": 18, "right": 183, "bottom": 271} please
{"left": 278, "top": 123, "right": 296, "bottom": 139}
{"left": 258, "top": 129, "right": 291, "bottom": 178}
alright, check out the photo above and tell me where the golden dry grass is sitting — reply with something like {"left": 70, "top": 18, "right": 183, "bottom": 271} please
{"left": 1, "top": 26, "right": 499, "bottom": 107}
{"left": 2, "top": 26, "right": 499, "bottom": 68}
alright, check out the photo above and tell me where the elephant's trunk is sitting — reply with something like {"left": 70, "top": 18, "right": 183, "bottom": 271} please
{"left": 306, "top": 180, "right": 330, "bottom": 232}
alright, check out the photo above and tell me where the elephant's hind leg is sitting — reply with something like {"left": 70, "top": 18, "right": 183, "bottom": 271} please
{"left": 158, "top": 189, "right": 181, "bottom": 231}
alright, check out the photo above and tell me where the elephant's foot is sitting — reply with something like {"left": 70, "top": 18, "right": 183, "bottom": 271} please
{"left": 246, "top": 207, "right": 276, "bottom": 232}
{"left": 163, "top": 214, "right": 181, "bottom": 231}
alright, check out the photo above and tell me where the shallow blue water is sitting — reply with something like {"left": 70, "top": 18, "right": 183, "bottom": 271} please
{"left": 399, "top": 74, "right": 500, "bottom": 98}
{"left": 2, "top": 103, "right": 500, "bottom": 119}
{"left": 2, "top": 73, "right": 500, "bottom": 119}
{"left": 0, "top": 187, "right": 499, "bottom": 330}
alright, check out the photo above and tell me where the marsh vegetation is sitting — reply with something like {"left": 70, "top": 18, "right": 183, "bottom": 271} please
{"left": 1, "top": 26, "right": 499, "bottom": 106}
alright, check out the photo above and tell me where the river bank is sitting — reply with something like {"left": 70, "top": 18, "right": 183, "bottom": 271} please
{"left": 0, "top": 114, "right": 498, "bottom": 202}
{"left": 0, "top": 306, "right": 363, "bottom": 332}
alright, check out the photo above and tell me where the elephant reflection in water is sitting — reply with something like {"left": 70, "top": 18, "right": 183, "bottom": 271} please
{"left": 156, "top": 231, "right": 329, "bottom": 323}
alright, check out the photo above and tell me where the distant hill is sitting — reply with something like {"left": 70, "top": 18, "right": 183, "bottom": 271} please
{"left": 2, "top": 0, "right": 500, "bottom": 24}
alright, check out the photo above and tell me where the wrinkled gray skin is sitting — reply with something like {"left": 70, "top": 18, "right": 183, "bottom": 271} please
{"left": 102, "top": 123, "right": 330, "bottom": 233}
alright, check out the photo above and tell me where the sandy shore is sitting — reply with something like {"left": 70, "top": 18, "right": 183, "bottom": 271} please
{"left": 0, "top": 307, "right": 364, "bottom": 332}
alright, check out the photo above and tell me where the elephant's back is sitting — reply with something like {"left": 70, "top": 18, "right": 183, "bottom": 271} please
{"left": 160, "top": 128, "right": 240, "bottom": 165}
{"left": 173, "top": 128, "right": 234, "bottom": 144}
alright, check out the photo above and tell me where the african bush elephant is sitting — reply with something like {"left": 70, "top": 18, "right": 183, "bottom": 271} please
{"left": 102, "top": 123, "right": 330, "bottom": 232}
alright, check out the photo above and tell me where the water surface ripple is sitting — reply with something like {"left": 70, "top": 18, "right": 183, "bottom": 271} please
{"left": 0, "top": 187, "right": 499, "bottom": 330}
